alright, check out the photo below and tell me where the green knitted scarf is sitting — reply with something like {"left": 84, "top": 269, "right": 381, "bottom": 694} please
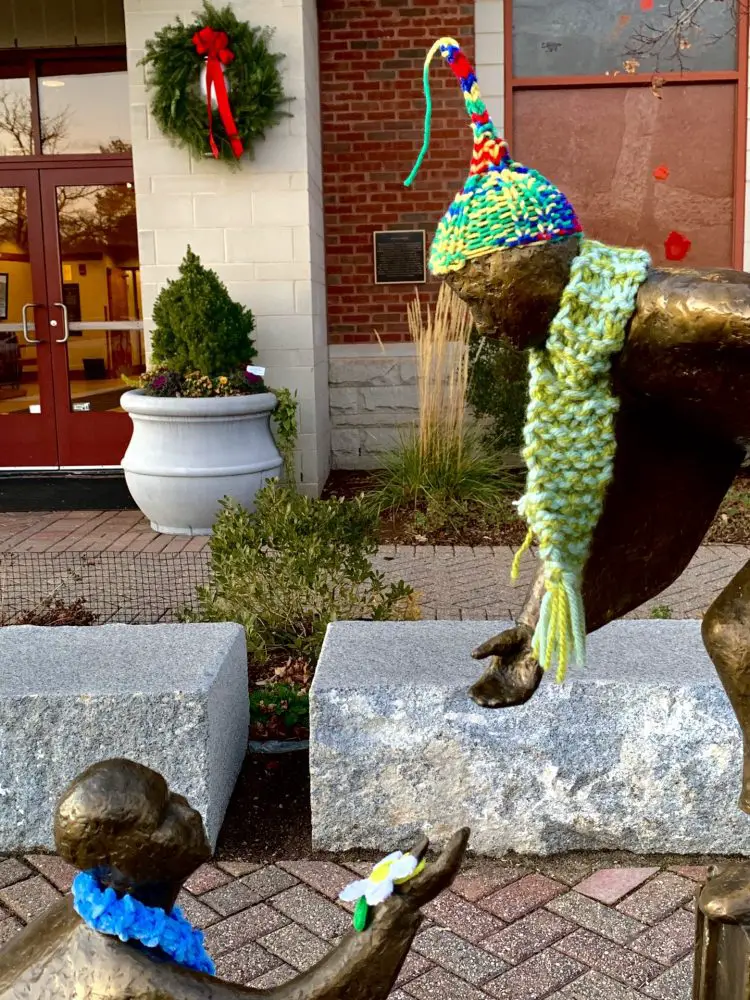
{"left": 512, "top": 239, "right": 651, "bottom": 681}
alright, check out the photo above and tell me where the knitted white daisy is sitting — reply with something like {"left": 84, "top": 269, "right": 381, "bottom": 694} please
{"left": 340, "top": 852, "right": 425, "bottom": 907}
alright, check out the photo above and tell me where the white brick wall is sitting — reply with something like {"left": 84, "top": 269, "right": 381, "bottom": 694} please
{"left": 124, "top": 0, "right": 330, "bottom": 494}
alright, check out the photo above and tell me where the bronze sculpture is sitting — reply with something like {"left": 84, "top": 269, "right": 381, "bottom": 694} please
{"left": 452, "top": 241, "right": 750, "bottom": 764}
{"left": 0, "top": 759, "right": 469, "bottom": 1000}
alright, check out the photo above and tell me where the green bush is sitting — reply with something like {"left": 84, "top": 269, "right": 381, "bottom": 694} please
{"left": 467, "top": 333, "right": 529, "bottom": 453}
{"left": 371, "top": 426, "right": 515, "bottom": 532}
{"left": 185, "top": 482, "right": 418, "bottom": 669}
{"left": 151, "top": 246, "right": 256, "bottom": 376}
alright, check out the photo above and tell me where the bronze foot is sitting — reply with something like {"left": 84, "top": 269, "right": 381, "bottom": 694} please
{"left": 470, "top": 625, "right": 544, "bottom": 708}
{"left": 469, "top": 659, "right": 544, "bottom": 707}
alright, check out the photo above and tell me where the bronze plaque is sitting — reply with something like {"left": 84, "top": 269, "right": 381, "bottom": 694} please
{"left": 373, "top": 230, "right": 426, "bottom": 285}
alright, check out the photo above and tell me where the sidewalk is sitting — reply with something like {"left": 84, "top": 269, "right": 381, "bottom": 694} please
{"left": 0, "top": 511, "right": 747, "bottom": 622}
{"left": 0, "top": 851, "right": 703, "bottom": 998}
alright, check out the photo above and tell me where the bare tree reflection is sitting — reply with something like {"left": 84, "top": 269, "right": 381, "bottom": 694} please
{"left": 624, "top": 0, "right": 742, "bottom": 70}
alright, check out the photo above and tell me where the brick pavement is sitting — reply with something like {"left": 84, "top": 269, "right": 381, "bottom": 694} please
{"left": 0, "top": 853, "right": 706, "bottom": 998}
{"left": 0, "top": 511, "right": 747, "bottom": 622}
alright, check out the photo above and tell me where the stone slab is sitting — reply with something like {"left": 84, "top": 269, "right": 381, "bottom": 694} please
{"left": 0, "top": 623, "right": 248, "bottom": 851}
{"left": 310, "top": 620, "right": 749, "bottom": 855}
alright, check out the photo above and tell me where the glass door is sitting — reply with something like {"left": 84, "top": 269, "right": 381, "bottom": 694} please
{"left": 0, "top": 169, "right": 58, "bottom": 466}
{"left": 40, "top": 165, "right": 144, "bottom": 467}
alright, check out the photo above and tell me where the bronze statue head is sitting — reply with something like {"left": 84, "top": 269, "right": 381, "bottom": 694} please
{"left": 445, "top": 234, "right": 582, "bottom": 350}
{"left": 54, "top": 758, "right": 211, "bottom": 910}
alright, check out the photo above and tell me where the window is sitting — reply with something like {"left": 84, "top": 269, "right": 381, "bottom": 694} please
{"left": 509, "top": 1, "right": 746, "bottom": 267}
{"left": 0, "top": 52, "right": 129, "bottom": 158}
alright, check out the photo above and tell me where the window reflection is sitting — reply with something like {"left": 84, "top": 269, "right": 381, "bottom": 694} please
{"left": 0, "top": 187, "right": 41, "bottom": 415}
{"left": 0, "top": 78, "right": 34, "bottom": 156}
{"left": 513, "top": 0, "right": 737, "bottom": 77}
{"left": 56, "top": 184, "right": 144, "bottom": 413}
{"left": 39, "top": 72, "right": 131, "bottom": 154}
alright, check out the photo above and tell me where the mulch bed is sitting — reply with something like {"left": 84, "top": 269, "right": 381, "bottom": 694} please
{"left": 323, "top": 469, "right": 750, "bottom": 547}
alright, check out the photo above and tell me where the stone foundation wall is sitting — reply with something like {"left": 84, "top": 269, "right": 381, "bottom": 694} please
{"left": 329, "top": 350, "right": 419, "bottom": 469}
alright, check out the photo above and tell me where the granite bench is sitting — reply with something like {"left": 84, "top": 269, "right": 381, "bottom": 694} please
{"left": 0, "top": 622, "right": 248, "bottom": 851}
{"left": 310, "top": 619, "right": 749, "bottom": 856}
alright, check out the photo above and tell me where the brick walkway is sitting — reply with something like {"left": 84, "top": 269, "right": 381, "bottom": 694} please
{"left": 0, "top": 852, "right": 705, "bottom": 998}
{"left": 0, "top": 511, "right": 747, "bottom": 622}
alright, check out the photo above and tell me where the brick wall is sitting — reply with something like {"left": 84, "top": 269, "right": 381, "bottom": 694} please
{"left": 319, "top": 0, "right": 476, "bottom": 345}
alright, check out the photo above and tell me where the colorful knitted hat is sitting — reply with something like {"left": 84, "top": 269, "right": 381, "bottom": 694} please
{"left": 405, "top": 38, "right": 581, "bottom": 275}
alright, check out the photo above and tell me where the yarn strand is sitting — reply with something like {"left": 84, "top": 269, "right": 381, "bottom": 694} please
{"left": 404, "top": 38, "right": 447, "bottom": 188}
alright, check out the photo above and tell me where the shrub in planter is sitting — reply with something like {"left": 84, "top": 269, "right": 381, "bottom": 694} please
{"left": 184, "top": 480, "right": 419, "bottom": 674}
{"left": 121, "top": 247, "right": 292, "bottom": 535}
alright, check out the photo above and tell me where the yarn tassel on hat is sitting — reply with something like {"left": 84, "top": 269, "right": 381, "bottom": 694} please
{"left": 405, "top": 37, "right": 509, "bottom": 189}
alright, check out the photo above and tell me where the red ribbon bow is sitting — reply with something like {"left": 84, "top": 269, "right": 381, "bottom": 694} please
{"left": 193, "top": 26, "right": 243, "bottom": 159}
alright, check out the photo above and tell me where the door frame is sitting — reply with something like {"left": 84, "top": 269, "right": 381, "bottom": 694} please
{"left": 503, "top": 4, "right": 749, "bottom": 268}
{"left": 0, "top": 167, "right": 58, "bottom": 467}
{"left": 39, "top": 163, "right": 139, "bottom": 467}
{"left": 0, "top": 44, "right": 138, "bottom": 470}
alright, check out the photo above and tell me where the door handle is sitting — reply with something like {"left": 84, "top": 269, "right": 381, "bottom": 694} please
{"left": 21, "top": 302, "right": 42, "bottom": 344}
{"left": 53, "top": 301, "right": 69, "bottom": 344}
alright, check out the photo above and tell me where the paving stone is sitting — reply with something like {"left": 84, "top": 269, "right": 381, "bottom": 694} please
{"left": 482, "top": 875, "right": 566, "bottom": 923}
{"left": 0, "top": 916, "right": 22, "bottom": 946}
{"left": 201, "top": 880, "right": 261, "bottom": 916}
{"left": 271, "top": 885, "right": 350, "bottom": 941}
{"left": 413, "top": 926, "right": 507, "bottom": 985}
{"left": 555, "top": 928, "right": 662, "bottom": 987}
{"left": 485, "top": 947, "right": 585, "bottom": 1000}
{"left": 278, "top": 860, "right": 355, "bottom": 900}
{"left": 535, "top": 858, "right": 598, "bottom": 888}
{"left": 183, "top": 863, "right": 232, "bottom": 895}
{"left": 213, "top": 942, "right": 281, "bottom": 985}
{"left": 248, "top": 963, "right": 296, "bottom": 989}
{"left": 423, "top": 890, "right": 505, "bottom": 942}
{"left": 176, "top": 890, "right": 221, "bottom": 930}
{"left": 642, "top": 955, "right": 693, "bottom": 1000}
{"left": 452, "top": 866, "right": 529, "bottom": 902}
{"left": 616, "top": 873, "right": 696, "bottom": 924}
{"left": 395, "top": 952, "right": 433, "bottom": 987}
{"left": 203, "top": 904, "right": 289, "bottom": 957}
{"left": 551, "top": 969, "right": 645, "bottom": 999}
{"left": 668, "top": 865, "right": 709, "bottom": 883}
{"left": 0, "top": 874, "right": 60, "bottom": 922}
{"left": 573, "top": 869, "right": 659, "bottom": 906}
{"left": 258, "top": 923, "right": 329, "bottom": 971}
{"left": 0, "top": 860, "right": 31, "bottom": 890}
{"left": 240, "top": 866, "right": 299, "bottom": 900}
{"left": 484, "top": 909, "right": 574, "bottom": 966}
{"left": 24, "top": 855, "right": 77, "bottom": 893}
{"left": 547, "top": 892, "right": 646, "bottom": 945}
{"left": 217, "top": 861, "right": 263, "bottom": 877}
{"left": 630, "top": 909, "right": 695, "bottom": 965}
{"left": 402, "top": 967, "right": 491, "bottom": 1000}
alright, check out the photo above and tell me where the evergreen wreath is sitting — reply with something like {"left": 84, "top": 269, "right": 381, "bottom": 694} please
{"left": 141, "top": 1, "right": 288, "bottom": 165}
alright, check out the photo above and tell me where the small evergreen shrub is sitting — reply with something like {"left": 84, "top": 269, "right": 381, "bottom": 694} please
{"left": 184, "top": 481, "right": 418, "bottom": 670}
{"left": 149, "top": 246, "right": 257, "bottom": 379}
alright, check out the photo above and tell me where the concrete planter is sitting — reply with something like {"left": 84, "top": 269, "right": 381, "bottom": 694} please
{"left": 121, "top": 389, "right": 282, "bottom": 535}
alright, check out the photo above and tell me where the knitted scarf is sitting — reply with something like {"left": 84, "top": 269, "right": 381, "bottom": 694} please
{"left": 511, "top": 239, "right": 651, "bottom": 682}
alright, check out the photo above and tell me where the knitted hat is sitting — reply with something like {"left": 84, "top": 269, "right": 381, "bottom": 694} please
{"left": 405, "top": 38, "right": 582, "bottom": 276}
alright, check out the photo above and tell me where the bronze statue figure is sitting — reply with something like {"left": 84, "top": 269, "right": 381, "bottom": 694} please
{"left": 0, "top": 759, "right": 469, "bottom": 1000}
{"left": 449, "top": 239, "right": 750, "bottom": 802}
